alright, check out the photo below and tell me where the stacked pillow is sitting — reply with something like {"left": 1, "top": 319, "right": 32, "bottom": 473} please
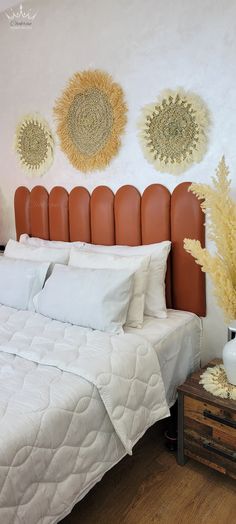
{"left": 0, "top": 257, "right": 50, "bottom": 311}
{"left": 33, "top": 264, "right": 135, "bottom": 334}
{"left": 5, "top": 238, "right": 70, "bottom": 264}
{"left": 0, "top": 238, "right": 71, "bottom": 312}
{"left": 73, "top": 240, "right": 171, "bottom": 319}
{"left": 69, "top": 249, "right": 150, "bottom": 328}
{"left": 19, "top": 234, "right": 84, "bottom": 250}
{"left": 3, "top": 235, "right": 171, "bottom": 331}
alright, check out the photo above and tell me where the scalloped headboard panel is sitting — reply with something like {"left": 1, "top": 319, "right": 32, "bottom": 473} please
{"left": 14, "top": 183, "right": 206, "bottom": 316}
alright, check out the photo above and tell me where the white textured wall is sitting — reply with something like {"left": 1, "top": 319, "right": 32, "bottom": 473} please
{"left": 0, "top": 0, "right": 235, "bottom": 360}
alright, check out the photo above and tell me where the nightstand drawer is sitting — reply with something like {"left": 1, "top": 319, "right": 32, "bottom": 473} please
{"left": 184, "top": 438, "right": 236, "bottom": 478}
{"left": 184, "top": 396, "right": 236, "bottom": 451}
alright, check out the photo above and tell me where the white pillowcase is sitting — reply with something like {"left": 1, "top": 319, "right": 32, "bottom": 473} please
{"left": 79, "top": 241, "right": 171, "bottom": 318}
{"left": 5, "top": 239, "right": 70, "bottom": 264}
{"left": 0, "top": 257, "right": 50, "bottom": 311}
{"left": 69, "top": 249, "right": 150, "bottom": 328}
{"left": 19, "top": 234, "right": 84, "bottom": 250}
{"left": 34, "top": 264, "right": 134, "bottom": 334}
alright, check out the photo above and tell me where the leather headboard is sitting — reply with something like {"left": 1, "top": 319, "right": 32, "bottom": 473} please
{"left": 14, "top": 183, "right": 206, "bottom": 316}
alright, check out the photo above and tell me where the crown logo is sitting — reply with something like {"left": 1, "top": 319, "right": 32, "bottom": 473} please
{"left": 5, "top": 4, "right": 37, "bottom": 28}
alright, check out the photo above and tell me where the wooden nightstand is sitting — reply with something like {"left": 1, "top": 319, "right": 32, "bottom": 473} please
{"left": 177, "top": 359, "right": 236, "bottom": 479}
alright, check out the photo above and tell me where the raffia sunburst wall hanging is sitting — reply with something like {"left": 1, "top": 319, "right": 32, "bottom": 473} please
{"left": 54, "top": 69, "right": 127, "bottom": 172}
{"left": 138, "top": 89, "right": 210, "bottom": 175}
{"left": 15, "top": 114, "right": 54, "bottom": 177}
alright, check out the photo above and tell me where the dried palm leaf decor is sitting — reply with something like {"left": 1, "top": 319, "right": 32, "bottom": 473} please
{"left": 15, "top": 114, "right": 54, "bottom": 177}
{"left": 138, "top": 89, "right": 210, "bottom": 174}
{"left": 54, "top": 70, "right": 127, "bottom": 172}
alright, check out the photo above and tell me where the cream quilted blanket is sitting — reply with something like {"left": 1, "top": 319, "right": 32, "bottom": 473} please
{"left": 0, "top": 306, "right": 169, "bottom": 523}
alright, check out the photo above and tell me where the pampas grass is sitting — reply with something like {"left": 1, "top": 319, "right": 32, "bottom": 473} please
{"left": 184, "top": 157, "right": 236, "bottom": 320}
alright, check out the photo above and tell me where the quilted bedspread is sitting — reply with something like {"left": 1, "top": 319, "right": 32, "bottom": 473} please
{"left": 0, "top": 305, "right": 169, "bottom": 524}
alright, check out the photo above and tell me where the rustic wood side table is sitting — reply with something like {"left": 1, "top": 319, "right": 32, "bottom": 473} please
{"left": 177, "top": 359, "right": 236, "bottom": 479}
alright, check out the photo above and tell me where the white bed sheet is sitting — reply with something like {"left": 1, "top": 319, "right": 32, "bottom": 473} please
{"left": 125, "top": 309, "right": 202, "bottom": 406}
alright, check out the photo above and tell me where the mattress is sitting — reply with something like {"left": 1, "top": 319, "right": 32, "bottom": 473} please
{"left": 0, "top": 306, "right": 201, "bottom": 524}
{"left": 125, "top": 309, "right": 202, "bottom": 406}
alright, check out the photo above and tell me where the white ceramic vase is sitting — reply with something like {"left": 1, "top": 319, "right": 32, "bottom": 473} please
{"left": 222, "top": 320, "right": 236, "bottom": 386}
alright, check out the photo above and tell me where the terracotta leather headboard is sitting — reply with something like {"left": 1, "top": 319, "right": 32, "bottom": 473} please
{"left": 14, "top": 183, "right": 206, "bottom": 316}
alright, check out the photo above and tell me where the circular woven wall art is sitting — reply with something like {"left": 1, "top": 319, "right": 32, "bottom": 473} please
{"left": 138, "top": 89, "right": 210, "bottom": 174}
{"left": 15, "top": 114, "right": 54, "bottom": 177}
{"left": 54, "top": 70, "right": 127, "bottom": 172}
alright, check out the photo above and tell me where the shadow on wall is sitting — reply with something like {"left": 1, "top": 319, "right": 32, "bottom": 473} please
{"left": 0, "top": 189, "right": 15, "bottom": 245}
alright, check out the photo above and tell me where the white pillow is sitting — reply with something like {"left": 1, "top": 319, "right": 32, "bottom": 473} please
{"left": 34, "top": 264, "right": 134, "bottom": 334}
{"left": 79, "top": 241, "right": 171, "bottom": 318}
{"left": 69, "top": 249, "right": 150, "bottom": 328}
{"left": 5, "top": 239, "right": 70, "bottom": 264}
{"left": 19, "top": 234, "right": 84, "bottom": 249}
{"left": 0, "top": 257, "right": 50, "bottom": 311}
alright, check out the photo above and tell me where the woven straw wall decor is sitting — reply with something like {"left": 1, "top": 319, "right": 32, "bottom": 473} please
{"left": 15, "top": 114, "right": 54, "bottom": 177}
{"left": 54, "top": 70, "right": 127, "bottom": 172}
{"left": 138, "top": 89, "right": 210, "bottom": 175}
{"left": 200, "top": 364, "right": 236, "bottom": 400}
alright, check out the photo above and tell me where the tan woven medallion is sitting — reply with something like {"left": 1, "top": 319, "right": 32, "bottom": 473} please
{"left": 67, "top": 88, "right": 113, "bottom": 156}
{"left": 138, "top": 89, "right": 210, "bottom": 174}
{"left": 54, "top": 70, "right": 127, "bottom": 172}
{"left": 15, "top": 114, "right": 54, "bottom": 176}
{"left": 200, "top": 364, "right": 236, "bottom": 400}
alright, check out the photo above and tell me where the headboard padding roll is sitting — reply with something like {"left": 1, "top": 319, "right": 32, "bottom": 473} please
{"left": 14, "top": 183, "right": 206, "bottom": 317}
{"left": 171, "top": 182, "right": 205, "bottom": 315}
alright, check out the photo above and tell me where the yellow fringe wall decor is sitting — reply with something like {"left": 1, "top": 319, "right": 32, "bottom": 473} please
{"left": 54, "top": 70, "right": 127, "bottom": 172}
{"left": 138, "top": 89, "right": 210, "bottom": 175}
{"left": 184, "top": 157, "right": 236, "bottom": 320}
{"left": 15, "top": 114, "right": 54, "bottom": 177}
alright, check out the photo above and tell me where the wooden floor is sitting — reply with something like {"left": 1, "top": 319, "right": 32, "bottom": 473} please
{"left": 61, "top": 420, "right": 236, "bottom": 524}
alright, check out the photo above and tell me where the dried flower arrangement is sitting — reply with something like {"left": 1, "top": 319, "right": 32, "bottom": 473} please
{"left": 184, "top": 157, "right": 236, "bottom": 320}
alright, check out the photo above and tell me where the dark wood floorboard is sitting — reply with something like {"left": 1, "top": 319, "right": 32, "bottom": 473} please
{"left": 61, "top": 421, "right": 236, "bottom": 524}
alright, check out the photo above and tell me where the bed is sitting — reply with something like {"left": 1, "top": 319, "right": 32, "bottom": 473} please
{"left": 0, "top": 183, "right": 205, "bottom": 524}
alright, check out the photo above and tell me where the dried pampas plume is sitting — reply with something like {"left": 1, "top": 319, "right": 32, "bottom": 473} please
{"left": 184, "top": 157, "right": 236, "bottom": 320}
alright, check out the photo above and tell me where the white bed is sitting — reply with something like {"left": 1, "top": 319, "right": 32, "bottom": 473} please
{"left": 0, "top": 305, "right": 201, "bottom": 524}
{"left": 1, "top": 182, "right": 205, "bottom": 523}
